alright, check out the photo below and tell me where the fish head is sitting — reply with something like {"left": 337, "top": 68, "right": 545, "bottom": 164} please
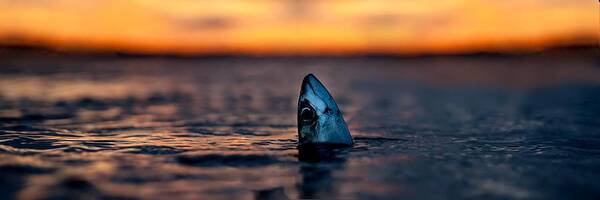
{"left": 298, "top": 74, "right": 353, "bottom": 146}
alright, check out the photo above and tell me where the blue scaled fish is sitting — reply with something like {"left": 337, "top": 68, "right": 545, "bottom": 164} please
{"left": 297, "top": 74, "right": 353, "bottom": 146}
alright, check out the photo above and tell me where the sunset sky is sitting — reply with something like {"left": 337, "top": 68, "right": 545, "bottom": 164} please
{"left": 0, "top": 0, "right": 597, "bottom": 55}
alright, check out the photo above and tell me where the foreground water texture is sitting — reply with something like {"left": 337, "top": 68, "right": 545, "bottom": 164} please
{"left": 0, "top": 49, "right": 599, "bottom": 199}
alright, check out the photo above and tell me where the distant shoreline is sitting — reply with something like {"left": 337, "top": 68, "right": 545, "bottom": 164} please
{"left": 0, "top": 43, "right": 597, "bottom": 59}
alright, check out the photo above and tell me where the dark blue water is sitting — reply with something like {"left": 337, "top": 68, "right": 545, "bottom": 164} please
{"left": 1, "top": 50, "right": 599, "bottom": 199}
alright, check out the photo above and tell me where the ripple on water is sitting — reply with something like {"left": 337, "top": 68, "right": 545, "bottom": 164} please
{"left": 187, "top": 127, "right": 229, "bottom": 136}
{"left": 81, "top": 141, "right": 117, "bottom": 148}
{"left": 177, "top": 154, "right": 284, "bottom": 168}
{"left": 0, "top": 125, "right": 50, "bottom": 132}
{"left": 0, "top": 136, "right": 67, "bottom": 150}
{"left": 0, "top": 163, "right": 55, "bottom": 199}
{"left": 0, "top": 125, "right": 82, "bottom": 138}
{"left": 352, "top": 136, "right": 407, "bottom": 151}
{"left": 234, "top": 128, "right": 271, "bottom": 136}
{"left": 121, "top": 145, "right": 184, "bottom": 155}
{"left": 18, "top": 175, "right": 106, "bottom": 200}
{"left": 62, "top": 146, "right": 105, "bottom": 153}
{"left": 0, "top": 164, "right": 55, "bottom": 174}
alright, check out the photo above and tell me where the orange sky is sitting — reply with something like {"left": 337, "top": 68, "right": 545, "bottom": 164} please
{"left": 0, "top": 0, "right": 597, "bottom": 55}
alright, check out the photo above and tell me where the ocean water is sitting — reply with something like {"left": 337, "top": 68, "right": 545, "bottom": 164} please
{"left": 0, "top": 50, "right": 599, "bottom": 199}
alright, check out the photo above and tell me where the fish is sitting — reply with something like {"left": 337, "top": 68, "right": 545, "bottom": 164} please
{"left": 297, "top": 74, "right": 353, "bottom": 146}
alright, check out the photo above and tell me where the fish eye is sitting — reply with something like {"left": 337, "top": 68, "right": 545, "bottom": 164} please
{"left": 300, "top": 107, "right": 316, "bottom": 122}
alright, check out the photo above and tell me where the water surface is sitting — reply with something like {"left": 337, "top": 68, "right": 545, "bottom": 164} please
{"left": 1, "top": 50, "right": 599, "bottom": 199}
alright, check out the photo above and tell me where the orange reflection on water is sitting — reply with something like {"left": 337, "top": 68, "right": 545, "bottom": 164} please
{"left": 0, "top": 0, "right": 597, "bottom": 55}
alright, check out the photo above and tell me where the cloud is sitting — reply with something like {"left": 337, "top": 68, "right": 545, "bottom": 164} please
{"left": 169, "top": 16, "right": 235, "bottom": 31}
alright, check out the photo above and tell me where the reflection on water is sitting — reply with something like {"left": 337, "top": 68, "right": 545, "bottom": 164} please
{"left": 0, "top": 50, "right": 600, "bottom": 199}
{"left": 297, "top": 144, "right": 351, "bottom": 199}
